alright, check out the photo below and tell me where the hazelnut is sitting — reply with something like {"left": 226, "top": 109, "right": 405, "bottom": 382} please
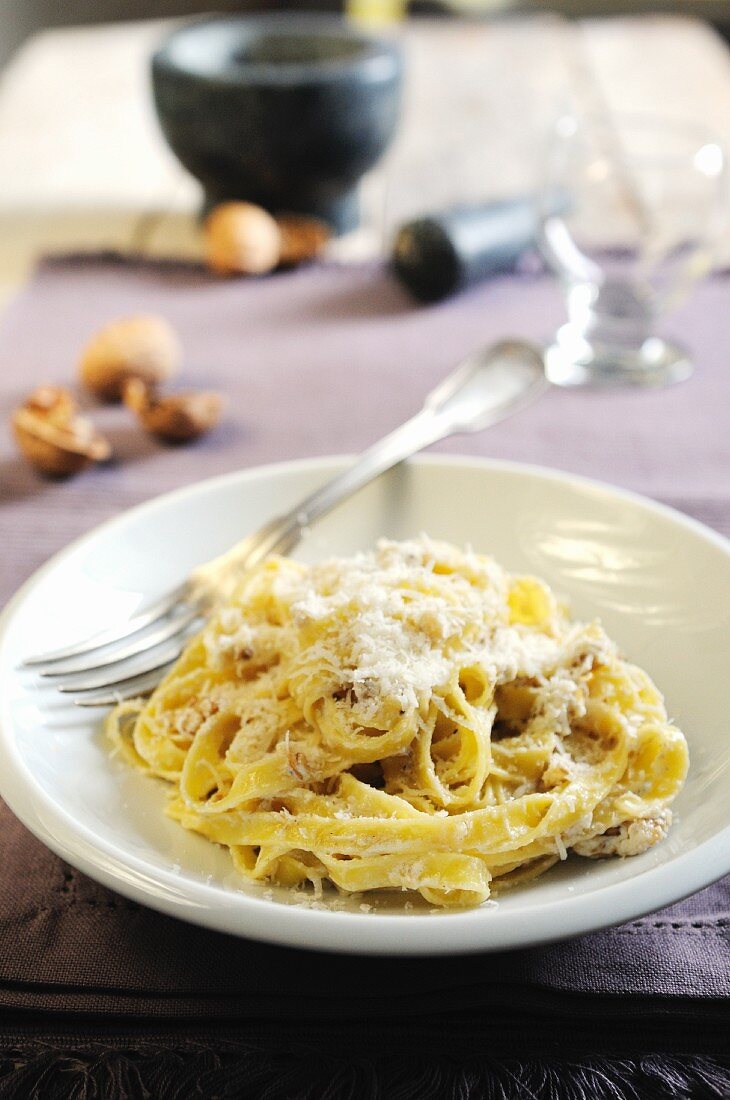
{"left": 204, "top": 202, "right": 281, "bottom": 276}
{"left": 124, "top": 378, "right": 223, "bottom": 443}
{"left": 276, "top": 215, "right": 331, "bottom": 266}
{"left": 79, "top": 314, "right": 181, "bottom": 401}
{"left": 12, "top": 386, "right": 111, "bottom": 477}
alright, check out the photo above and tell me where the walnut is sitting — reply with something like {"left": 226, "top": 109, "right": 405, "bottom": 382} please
{"left": 276, "top": 214, "right": 330, "bottom": 266}
{"left": 204, "top": 202, "right": 282, "bottom": 276}
{"left": 79, "top": 315, "right": 181, "bottom": 401}
{"left": 573, "top": 812, "right": 672, "bottom": 859}
{"left": 12, "top": 385, "right": 111, "bottom": 477}
{"left": 539, "top": 749, "right": 577, "bottom": 790}
{"left": 123, "top": 378, "right": 223, "bottom": 443}
{"left": 176, "top": 696, "right": 220, "bottom": 738}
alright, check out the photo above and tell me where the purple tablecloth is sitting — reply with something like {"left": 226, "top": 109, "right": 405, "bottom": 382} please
{"left": 1, "top": 256, "right": 729, "bottom": 600}
{"left": 0, "top": 257, "right": 728, "bottom": 1100}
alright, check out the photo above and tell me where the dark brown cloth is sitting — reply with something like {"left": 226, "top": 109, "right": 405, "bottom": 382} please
{"left": 0, "top": 258, "right": 728, "bottom": 1098}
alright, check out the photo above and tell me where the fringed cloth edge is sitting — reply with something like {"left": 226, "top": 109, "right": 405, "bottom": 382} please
{"left": 0, "top": 1039, "right": 729, "bottom": 1100}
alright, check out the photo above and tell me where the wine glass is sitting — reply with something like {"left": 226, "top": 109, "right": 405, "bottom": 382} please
{"left": 537, "top": 113, "right": 727, "bottom": 387}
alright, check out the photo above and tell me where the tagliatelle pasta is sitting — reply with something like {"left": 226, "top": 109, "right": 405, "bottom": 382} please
{"left": 106, "top": 537, "right": 688, "bottom": 908}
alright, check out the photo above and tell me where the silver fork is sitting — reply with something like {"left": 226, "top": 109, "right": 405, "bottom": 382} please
{"left": 24, "top": 340, "right": 547, "bottom": 706}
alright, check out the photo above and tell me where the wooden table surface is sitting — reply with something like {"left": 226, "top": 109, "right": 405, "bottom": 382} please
{"left": 1, "top": 14, "right": 730, "bottom": 308}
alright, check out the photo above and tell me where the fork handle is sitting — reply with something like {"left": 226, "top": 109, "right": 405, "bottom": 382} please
{"left": 200, "top": 340, "right": 546, "bottom": 592}
{"left": 192, "top": 407, "right": 457, "bottom": 597}
{"left": 278, "top": 406, "right": 452, "bottom": 538}
{"left": 271, "top": 339, "right": 546, "bottom": 546}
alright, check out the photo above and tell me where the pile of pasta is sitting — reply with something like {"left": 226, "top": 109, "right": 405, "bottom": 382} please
{"left": 107, "top": 538, "right": 688, "bottom": 908}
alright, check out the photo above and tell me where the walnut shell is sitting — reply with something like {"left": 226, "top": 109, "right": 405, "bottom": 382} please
{"left": 124, "top": 378, "right": 223, "bottom": 443}
{"left": 204, "top": 202, "right": 281, "bottom": 276}
{"left": 276, "top": 215, "right": 331, "bottom": 266}
{"left": 23, "top": 384, "right": 76, "bottom": 425}
{"left": 12, "top": 386, "right": 111, "bottom": 477}
{"left": 79, "top": 314, "right": 181, "bottom": 401}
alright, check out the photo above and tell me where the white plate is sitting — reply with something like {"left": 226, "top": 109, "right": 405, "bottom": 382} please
{"left": 1, "top": 456, "right": 729, "bottom": 955}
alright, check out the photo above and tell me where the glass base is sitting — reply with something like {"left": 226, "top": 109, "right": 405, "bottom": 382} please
{"left": 545, "top": 326, "right": 693, "bottom": 388}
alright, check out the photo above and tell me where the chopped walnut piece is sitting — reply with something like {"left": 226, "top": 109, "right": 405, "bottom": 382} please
{"left": 573, "top": 812, "right": 672, "bottom": 859}
{"left": 12, "top": 385, "right": 111, "bottom": 477}
{"left": 124, "top": 378, "right": 223, "bottom": 443}
{"left": 176, "top": 696, "right": 220, "bottom": 738}
{"left": 276, "top": 214, "right": 330, "bottom": 266}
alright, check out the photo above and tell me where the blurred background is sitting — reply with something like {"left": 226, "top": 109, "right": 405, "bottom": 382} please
{"left": 2, "top": 0, "right": 730, "bottom": 70}
{"left": 3, "top": 0, "right": 730, "bottom": 69}
{"left": 1, "top": 0, "right": 730, "bottom": 314}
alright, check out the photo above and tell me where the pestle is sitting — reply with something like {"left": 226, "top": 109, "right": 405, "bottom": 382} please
{"left": 391, "top": 196, "right": 547, "bottom": 303}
